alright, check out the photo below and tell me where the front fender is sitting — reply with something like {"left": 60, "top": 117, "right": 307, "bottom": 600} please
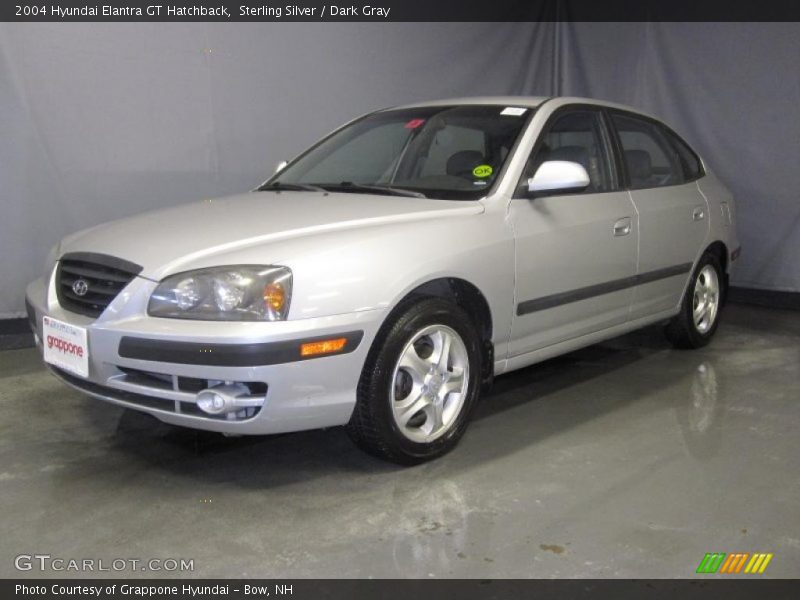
{"left": 282, "top": 210, "right": 515, "bottom": 352}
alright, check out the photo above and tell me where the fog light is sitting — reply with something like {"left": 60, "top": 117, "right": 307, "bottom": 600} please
{"left": 196, "top": 391, "right": 227, "bottom": 415}
{"left": 196, "top": 383, "right": 251, "bottom": 415}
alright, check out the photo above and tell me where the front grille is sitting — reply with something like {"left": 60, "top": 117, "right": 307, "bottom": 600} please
{"left": 56, "top": 252, "right": 142, "bottom": 318}
{"left": 116, "top": 366, "right": 268, "bottom": 397}
{"left": 51, "top": 366, "right": 265, "bottom": 422}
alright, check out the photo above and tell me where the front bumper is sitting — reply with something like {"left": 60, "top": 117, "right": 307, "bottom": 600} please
{"left": 25, "top": 270, "right": 384, "bottom": 435}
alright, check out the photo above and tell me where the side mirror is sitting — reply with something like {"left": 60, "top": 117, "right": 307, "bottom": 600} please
{"left": 526, "top": 160, "right": 590, "bottom": 197}
{"left": 275, "top": 160, "right": 288, "bottom": 174}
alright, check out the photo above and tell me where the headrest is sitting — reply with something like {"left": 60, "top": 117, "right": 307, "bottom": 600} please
{"left": 446, "top": 150, "right": 485, "bottom": 177}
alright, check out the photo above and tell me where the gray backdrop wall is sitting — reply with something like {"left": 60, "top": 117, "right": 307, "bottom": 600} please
{"left": 555, "top": 22, "right": 800, "bottom": 296}
{"left": 0, "top": 22, "right": 797, "bottom": 318}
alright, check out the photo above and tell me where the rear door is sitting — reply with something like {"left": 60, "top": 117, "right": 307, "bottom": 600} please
{"left": 608, "top": 111, "right": 709, "bottom": 319}
{"left": 508, "top": 107, "right": 638, "bottom": 357}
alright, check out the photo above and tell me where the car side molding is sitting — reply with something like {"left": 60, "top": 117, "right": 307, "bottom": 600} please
{"left": 517, "top": 263, "right": 693, "bottom": 316}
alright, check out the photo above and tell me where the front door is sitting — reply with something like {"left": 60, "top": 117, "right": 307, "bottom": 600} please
{"left": 508, "top": 108, "right": 638, "bottom": 358}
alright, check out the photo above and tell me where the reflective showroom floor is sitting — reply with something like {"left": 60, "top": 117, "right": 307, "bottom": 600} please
{"left": 0, "top": 304, "right": 798, "bottom": 578}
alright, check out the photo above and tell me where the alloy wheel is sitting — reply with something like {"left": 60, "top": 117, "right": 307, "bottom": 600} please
{"left": 692, "top": 264, "right": 720, "bottom": 334}
{"left": 390, "top": 324, "right": 470, "bottom": 443}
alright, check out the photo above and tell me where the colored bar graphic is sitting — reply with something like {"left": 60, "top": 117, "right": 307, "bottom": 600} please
{"left": 758, "top": 553, "right": 774, "bottom": 573}
{"left": 744, "top": 553, "right": 774, "bottom": 574}
{"left": 734, "top": 553, "right": 750, "bottom": 573}
{"left": 719, "top": 554, "right": 735, "bottom": 573}
{"left": 701, "top": 552, "right": 774, "bottom": 574}
{"left": 697, "top": 553, "right": 726, "bottom": 574}
{"left": 719, "top": 553, "right": 749, "bottom": 573}
{"left": 696, "top": 552, "right": 773, "bottom": 575}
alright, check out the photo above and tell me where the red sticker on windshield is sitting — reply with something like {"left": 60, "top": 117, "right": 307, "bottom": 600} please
{"left": 404, "top": 118, "right": 425, "bottom": 129}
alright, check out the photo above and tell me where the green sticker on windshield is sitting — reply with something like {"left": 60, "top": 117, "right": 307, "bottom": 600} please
{"left": 472, "top": 164, "right": 493, "bottom": 178}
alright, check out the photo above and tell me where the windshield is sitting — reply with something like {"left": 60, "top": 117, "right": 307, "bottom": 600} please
{"left": 265, "top": 105, "right": 534, "bottom": 200}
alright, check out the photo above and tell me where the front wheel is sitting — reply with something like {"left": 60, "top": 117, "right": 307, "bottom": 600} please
{"left": 665, "top": 252, "right": 725, "bottom": 349}
{"left": 346, "top": 297, "right": 482, "bottom": 465}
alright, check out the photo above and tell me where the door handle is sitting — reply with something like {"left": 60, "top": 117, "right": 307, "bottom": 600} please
{"left": 693, "top": 206, "right": 706, "bottom": 221}
{"left": 613, "top": 217, "right": 632, "bottom": 237}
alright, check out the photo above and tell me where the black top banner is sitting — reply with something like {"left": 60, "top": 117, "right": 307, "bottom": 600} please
{"left": 5, "top": 0, "right": 800, "bottom": 22}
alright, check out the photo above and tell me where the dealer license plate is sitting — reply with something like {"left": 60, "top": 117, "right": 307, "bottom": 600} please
{"left": 42, "top": 316, "right": 89, "bottom": 378}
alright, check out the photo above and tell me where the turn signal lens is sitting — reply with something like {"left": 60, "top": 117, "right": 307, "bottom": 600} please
{"left": 300, "top": 337, "right": 347, "bottom": 357}
{"left": 263, "top": 282, "right": 286, "bottom": 312}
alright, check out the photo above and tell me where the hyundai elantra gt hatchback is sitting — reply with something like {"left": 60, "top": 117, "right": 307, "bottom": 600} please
{"left": 26, "top": 96, "right": 740, "bottom": 464}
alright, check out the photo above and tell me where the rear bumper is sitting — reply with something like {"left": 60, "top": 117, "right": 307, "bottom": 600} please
{"left": 25, "top": 272, "right": 385, "bottom": 435}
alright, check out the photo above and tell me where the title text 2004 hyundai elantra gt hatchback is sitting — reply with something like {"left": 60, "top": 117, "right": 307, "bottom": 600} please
{"left": 26, "top": 96, "right": 740, "bottom": 464}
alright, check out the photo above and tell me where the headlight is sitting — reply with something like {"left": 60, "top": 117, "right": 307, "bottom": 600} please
{"left": 148, "top": 266, "right": 292, "bottom": 321}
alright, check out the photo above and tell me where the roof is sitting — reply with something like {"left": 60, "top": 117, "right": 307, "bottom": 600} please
{"left": 389, "top": 96, "right": 656, "bottom": 120}
{"left": 394, "top": 96, "right": 551, "bottom": 109}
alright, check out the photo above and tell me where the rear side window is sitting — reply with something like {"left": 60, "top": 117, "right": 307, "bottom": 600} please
{"left": 611, "top": 113, "right": 684, "bottom": 189}
{"left": 662, "top": 128, "right": 703, "bottom": 181}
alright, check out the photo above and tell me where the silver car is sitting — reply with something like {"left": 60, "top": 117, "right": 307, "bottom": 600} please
{"left": 26, "top": 96, "right": 740, "bottom": 464}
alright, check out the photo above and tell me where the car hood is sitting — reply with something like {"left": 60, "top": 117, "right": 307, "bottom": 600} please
{"left": 59, "top": 191, "right": 484, "bottom": 280}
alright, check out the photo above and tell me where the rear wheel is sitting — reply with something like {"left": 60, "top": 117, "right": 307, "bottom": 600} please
{"left": 347, "top": 297, "right": 482, "bottom": 464}
{"left": 665, "top": 252, "right": 724, "bottom": 349}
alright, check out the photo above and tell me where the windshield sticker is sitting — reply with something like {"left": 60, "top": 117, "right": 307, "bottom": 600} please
{"left": 500, "top": 107, "right": 527, "bottom": 116}
{"left": 472, "top": 165, "right": 493, "bottom": 178}
{"left": 404, "top": 118, "right": 426, "bottom": 129}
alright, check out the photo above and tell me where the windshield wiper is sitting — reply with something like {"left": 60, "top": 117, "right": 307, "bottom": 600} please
{"left": 322, "top": 182, "right": 427, "bottom": 198}
{"left": 257, "top": 182, "right": 327, "bottom": 193}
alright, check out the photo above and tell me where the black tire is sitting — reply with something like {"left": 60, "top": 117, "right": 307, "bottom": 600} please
{"left": 346, "top": 297, "right": 483, "bottom": 465}
{"left": 665, "top": 252, "right": 725, "bottom": 349}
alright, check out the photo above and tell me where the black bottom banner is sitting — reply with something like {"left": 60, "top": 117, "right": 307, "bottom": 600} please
{"left": 4, "top": 579, "right": 799, "bottom": 600}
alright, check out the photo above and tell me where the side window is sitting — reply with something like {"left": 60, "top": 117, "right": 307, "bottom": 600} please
{"left": 662, "top": 128, "right": 703, "bottom": 181}
{"left": 521, "top": 110, "right": 614, "bottom": 194}
{"left": 611, "top": 113, "right": 685, "bottom": 189}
